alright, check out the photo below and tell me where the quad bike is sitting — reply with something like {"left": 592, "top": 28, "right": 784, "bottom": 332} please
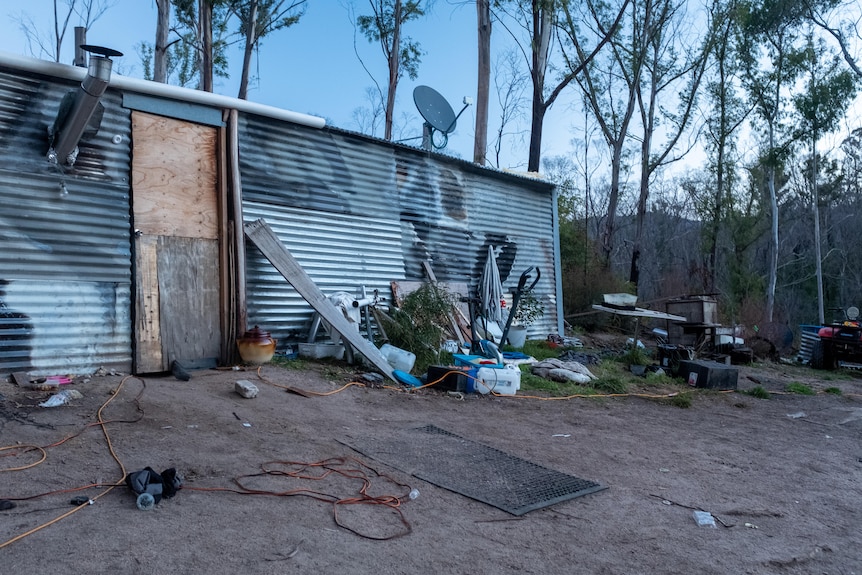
{"left": 810, "top": 306, "right": 862, "bottom": 370}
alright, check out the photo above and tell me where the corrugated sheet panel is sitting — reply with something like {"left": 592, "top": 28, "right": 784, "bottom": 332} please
{"left": 243, "top": 202, "right": 405, "bottom": 345}
{"left": 0, "top": 68, "right": 132, "bottom": 374}
{"left": 239, "top": 116, "right": 398, "bottom": 216}
{"left": 0, "top": 280, "right": 131, "bottom": 374}
{"left": 238, "top": 113, "right": 559, "bottom": 343}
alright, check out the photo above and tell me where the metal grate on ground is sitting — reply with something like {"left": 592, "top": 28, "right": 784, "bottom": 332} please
{"left": 342, "top": 424, "right": 606, "bottom": 516}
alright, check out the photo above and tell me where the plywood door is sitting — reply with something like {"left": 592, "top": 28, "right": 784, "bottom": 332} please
{"left": 132, "top": 111, "right": 221, "bottom": 373}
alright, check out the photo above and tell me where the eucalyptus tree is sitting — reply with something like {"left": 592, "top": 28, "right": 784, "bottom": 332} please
{"left": 737, "top": 0, "right": 807, "bottom": 322}
{"left": 701, "top": 0, "right": 750, "bottom": 292}
{"left": 558, "top": 0, "right": 644, "bottom": 268}
{"left": 792, "top": 30, "right": 857, "bottom": 322}
{"left": 356, "top": 0, "right": 428, "bottom": 140}
{"left": 805, "top": 0, "right": 862, "bottom": 79}
{"left": 231, "top": 0, "right": 307, "bottom": 99}
{"left": 493, "top": 0, "right": 627, "bottom": 172}
{"left": 146, "top": 0, "right": 232, "bottom": 88}
{"left": 627, "top": 0, "right": 713, "bottom": 288}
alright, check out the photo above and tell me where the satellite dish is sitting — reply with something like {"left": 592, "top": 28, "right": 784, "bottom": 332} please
{"left": 414, "top": 85, "right": 457, "bottom": 134}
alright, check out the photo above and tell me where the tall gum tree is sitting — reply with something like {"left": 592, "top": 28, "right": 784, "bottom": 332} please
{"left": 737, "top": 0, "right": 807, "bottom": 322}
{"left": 628, "top": 0, "right": 713, "bottom": 289}
{"left": 356, "top": 0, "right": 427, "bottom": 140}
{"left": 495, "top": 0, "right": 627, "bottom": 172}
{"left": 560, "top": 0, "right": 644, "bottom": 267}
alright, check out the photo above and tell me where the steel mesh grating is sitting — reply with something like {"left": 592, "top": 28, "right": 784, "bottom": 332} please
{"left": 343, "top": 424, "right": 606, "bottom": 515}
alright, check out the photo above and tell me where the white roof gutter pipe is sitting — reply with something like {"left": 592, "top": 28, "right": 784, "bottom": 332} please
{"left": 0, "top": 50, "right": 326, "bottom": 129}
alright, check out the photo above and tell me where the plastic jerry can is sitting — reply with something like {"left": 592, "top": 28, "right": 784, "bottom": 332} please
{"left": 473, "top": 365, "right": 521, "bottom": 395}
{"left": 379, "top": 343, "right": 417, "bottom": 373}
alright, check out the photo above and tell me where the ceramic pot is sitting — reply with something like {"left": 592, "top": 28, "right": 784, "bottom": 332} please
{"left": 237, "top": 326, "right": 277, "bottom": 364}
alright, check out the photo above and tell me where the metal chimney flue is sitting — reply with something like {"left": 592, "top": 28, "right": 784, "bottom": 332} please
{"left": 48, "top": 44, "right": 123, "bottom": 166}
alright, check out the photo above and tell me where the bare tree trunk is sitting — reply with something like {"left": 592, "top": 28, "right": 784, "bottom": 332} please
{"left": 384, "top": 0, "right": 403, "bottom": 141}
{"left": 238, "top": 0, "right": 259, "bottom": 100}
{"left": 766, "top": 122, "right": 778, "bottom": 322}
{"left": 200, "top": 0, "right": 213, "bottom": 92}
{"left": 601, "top": 141, "right": 625, "bottom": 266}
{"left": 527, "top": 3, "right": 552, "bottom": 172}
{"left": 154, "top": 0, "right": 170, "bottom": 83}
{"left": 812, "top": 130, "right": 825, "bottom": 324}
{"left": 474, "top": 0, "right": 491, "bottom": 165}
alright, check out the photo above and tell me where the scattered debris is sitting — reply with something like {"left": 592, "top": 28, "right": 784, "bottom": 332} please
{"left": 692, "top": 510, "right": 717, "bottom": 528}
{"left": 359, "top": 372, "right": 384, "bottom": 385}
{"left": 786, "top": 412, "right": 806, "bottom": 419}
{"left": 38, "top": 389, "right": 83, "bottom": 408}
{"left": 69, "top": 496, "right": 92, "bottom": 506}
{"left": 744, "top": 522, "right": 758, "bottom": 529}
{"left": 552, "top": 434, "right": 571, "bottom": 438}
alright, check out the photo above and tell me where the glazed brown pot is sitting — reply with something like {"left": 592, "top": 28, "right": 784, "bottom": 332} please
{"left": 237, "top": 326, "right": 277, "bottom": 364}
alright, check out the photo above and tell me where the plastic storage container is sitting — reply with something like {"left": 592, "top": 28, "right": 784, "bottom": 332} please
{"left": 379, "top": 343, "right": 416, "bottom": 373}
{"left": 473, "top": 365, "right": 521, "bottom": 395}
{"left": 298, "top": 342, "right": 345, "bottom": 360}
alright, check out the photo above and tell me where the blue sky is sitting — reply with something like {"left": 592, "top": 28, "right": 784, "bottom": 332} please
{"left": 0, "top": 0, "right": 579, "bottom": 168}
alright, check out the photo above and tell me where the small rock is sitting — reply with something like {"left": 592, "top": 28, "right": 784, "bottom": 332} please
{"left": 359, "top": 372, "right": 384, "bottom": 384}
{"left": 235, "top": 379, "right": 259, "bottom": 399}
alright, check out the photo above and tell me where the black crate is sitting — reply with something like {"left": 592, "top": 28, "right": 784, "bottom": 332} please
{"left": 426, "top": 365, "right": 474, "bottom": 392}
{"left": 678, "top": 359, "right": 738, "bottom": 390}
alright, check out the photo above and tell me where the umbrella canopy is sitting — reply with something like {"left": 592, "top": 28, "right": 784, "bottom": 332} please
{"left": 481, "top": 245, "right": 504, "bottom": 323}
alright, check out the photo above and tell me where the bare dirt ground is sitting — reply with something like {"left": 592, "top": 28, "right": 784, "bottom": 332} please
{"left": 2, "top": 343, "right": 861, "bottom": 575}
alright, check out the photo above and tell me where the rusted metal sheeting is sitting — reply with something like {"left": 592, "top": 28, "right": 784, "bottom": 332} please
{"left": 0, "top": 70, "right": 132, "bottom": 374}
{"left": 238, "top": 114, "right": 559, "bottom": 343}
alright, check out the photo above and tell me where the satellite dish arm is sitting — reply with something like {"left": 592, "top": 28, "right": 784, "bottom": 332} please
{"left": 445, "top": 101, "right": 472, "bottom": 134}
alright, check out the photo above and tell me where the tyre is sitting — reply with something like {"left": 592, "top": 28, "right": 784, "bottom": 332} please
{"left": 810, "top": 339, "right": 825, "bottom": 369}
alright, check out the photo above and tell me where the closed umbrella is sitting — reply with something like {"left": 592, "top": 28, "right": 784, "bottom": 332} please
{"left": 481, "top": 245, "right": 504, "bottom": 324}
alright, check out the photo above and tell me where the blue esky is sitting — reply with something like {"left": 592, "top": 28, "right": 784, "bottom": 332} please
{"left": 0, "top": 0, "right": 580, "bottom": 169}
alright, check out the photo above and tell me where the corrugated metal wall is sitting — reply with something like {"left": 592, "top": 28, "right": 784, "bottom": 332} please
{"left": 0, "top": 70, "right": 132, "bottom": 374}
{"left": 0, "top": 64, "right": 558, "bottom": 374}
{"left": 238, "top": 115, "right": 559, "bottom": 347}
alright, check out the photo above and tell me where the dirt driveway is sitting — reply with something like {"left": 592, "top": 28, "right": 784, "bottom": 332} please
{"left": 1, "top": 357, "right": 861, "bottom": 574}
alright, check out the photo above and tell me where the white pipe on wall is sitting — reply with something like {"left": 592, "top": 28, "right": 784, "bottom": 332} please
{"left": 0, "top": 50, "right": 326, "bottom": 129}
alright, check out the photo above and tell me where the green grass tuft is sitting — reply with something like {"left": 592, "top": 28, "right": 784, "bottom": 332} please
{"left": 786, "top": 382, "right": 815, "bottom": 395}
{"left": 666, "top": 392, "right": 693, "bottom": 408}
{"left": 824, "top": 386, "right": 842, "bottom": 395}
{"left": 745, "top": 386, "right": 771, "bottom": 399}
{"left": 591, "top": 376, "right": 628, "bottom": 394}
{"left": 270, "top": 356, "right": 307, "bottom": 370}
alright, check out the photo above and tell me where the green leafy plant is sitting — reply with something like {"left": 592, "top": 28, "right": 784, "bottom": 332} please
{"left": 376, "top": 284, "right": 457, "bottom": 374}
{"left": 824, "top": 387, "right": 842, "bottom": 395}
{"left": 513, "top": 289, "right": 545, "bottom": 327}
{"left": 621, "top": 346, "right": 651, "bottom": 366}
